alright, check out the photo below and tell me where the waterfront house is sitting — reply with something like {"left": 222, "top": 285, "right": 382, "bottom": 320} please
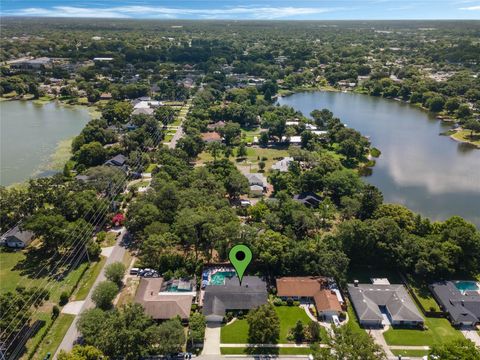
{"left": 430, "top": 281, "right": 480, "bottom": 326}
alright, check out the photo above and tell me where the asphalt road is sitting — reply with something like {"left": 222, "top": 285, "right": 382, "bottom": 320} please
{"left": 54, "top": 228, "right": 127, "bottom": 358}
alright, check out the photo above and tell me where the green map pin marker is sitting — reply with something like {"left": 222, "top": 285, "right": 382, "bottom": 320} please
{"left": 229, "top": 244, "right": 252, "bottom": 285}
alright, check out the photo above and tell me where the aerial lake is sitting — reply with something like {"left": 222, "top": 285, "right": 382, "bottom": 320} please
{"left": 0, "top": 101, "right": 90, "bottom": 186}
{"left": 278, "top": 91, "right": 480, "bottom": 227}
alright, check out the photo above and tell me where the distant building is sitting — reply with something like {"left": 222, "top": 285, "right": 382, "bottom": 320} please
{"left": 202, "top": 276, "right": 268, "bottom": 322}
{"left": 10, "top": 57, "right": 52, "bottom": 70}
{"left": 271, "top": 157, "right": 294, "bottom": 172}
{"left": 293, "top": 192, "right": 322, "bottom": 208}
{"left": 245, "top": 173, "right": 267, "bottom": 197}
{"left": 430, "top": 281, "right": 480, "bottom": 326}
{"left": 104, "top": 154, "right": 128, "bottom": 171}
{"left": 1, "top": 226, "right": 34, "bottom": 248}
{"left": 135, "top": 278, "right": 194, "bottom": 321}
{"left": 348, "top": 282, "right": 424, "bottom": 327}
{"left": 93, "top": 57, "right": 114, "bottom": 62}
{"left": 201, "top": 132, "right": 222, "bottom": 143}
{"left": 99, "top": 92, "right": 112, "bottom": 100}
{"left": 276, "top": 277, "right": 344, "bottom": 320}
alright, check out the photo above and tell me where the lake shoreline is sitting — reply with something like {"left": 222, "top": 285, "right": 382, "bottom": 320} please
{"left": 279, "top": 89, "right": 479, "bottom": 149}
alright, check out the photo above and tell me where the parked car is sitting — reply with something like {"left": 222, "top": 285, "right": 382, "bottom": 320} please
{"left": 130, "top": 267, "right": 139, "bottom": 275}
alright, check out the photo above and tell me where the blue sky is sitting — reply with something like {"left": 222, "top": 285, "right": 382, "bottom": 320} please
{"left": 1, "top": 0, "right": 480, "bottom": 20}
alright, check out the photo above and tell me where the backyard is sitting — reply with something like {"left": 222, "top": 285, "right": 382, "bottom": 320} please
{"left": 220, "top": 306, "right": 327, "bottom": 344}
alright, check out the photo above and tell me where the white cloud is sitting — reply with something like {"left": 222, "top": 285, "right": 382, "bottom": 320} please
{"left": 7, "top": 5, "right": 338, "bottom": 19}
{"left": 460, "top": 5, "right": 480, "bottom": 10}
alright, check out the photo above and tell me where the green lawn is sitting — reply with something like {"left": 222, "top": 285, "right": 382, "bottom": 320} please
{"left": 0, "top": 250, "right": 88, "bottom": 302}
{"left": 221, "top": 318, "right": 249, "bottom": 343}
{"left": 145, "top": 163, "right": 158, "bottom": 173}
{"left": 31, "top": 314, "right": 75, "bottom": 360}
{"left": 220, "top": 306, "right": 325, "bottom": 344}
{"left": 345, "top": 302, "right": 365, "bottom": 337}
{"left": 198, "top": 146, "right": 290, "bottom": 174}
{"left": 73, "top": 256, "right": 106, "bottom": 300}
{"left": 383, "top": 317, "right": 463, "bottom": 347}
{"left": 220, "top": 347, "right": 313, "bottom": 355}
{"left": 391, "top": 349, "right": 430, "bottom": 357}
{"left": 407, "top": 277, "right": 441, "bottom": 312}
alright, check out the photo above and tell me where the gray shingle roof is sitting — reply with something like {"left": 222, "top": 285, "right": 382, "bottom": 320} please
{"left": 202, "top": 276, "right": 267, "bottom": 318}
{"left": 430, "top": 281, "right": 480, "bottom": 324}
{"left": 1, "top": 226, "right": 34, "bottom": 246}
{"left": 348, "top": 284, "right": 423, "bottom": 323}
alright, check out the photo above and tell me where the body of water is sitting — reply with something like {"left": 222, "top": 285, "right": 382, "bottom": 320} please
{"left": 277, "top": 91, "right": 480, "bottom": 227}
{"left": 0, "top": 101, "right": 90, "bottom": 186}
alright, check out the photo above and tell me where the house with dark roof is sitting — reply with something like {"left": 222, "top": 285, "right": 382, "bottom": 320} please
{"left": 276, "top": 277, "right": 344, "bottom": 320}
{"left": 293, "top": 192, "right": 322, "bottom": 208}
{"left": 430, "top": 281, "right": 480, "bottom": 326}
{"left": 348, "top": 282, "right": 424, "bottom": 327}
{"left": 0, "top": 226, "right": 34, "bottom": 248}
{"left": 104, "top": 154, "right": 128, "bottom": 171}
{"left": 135, "top": 278, "right": 194, "bottom": 321}
{"left": 202, "top": 276, "right": 268, "bottom": 322}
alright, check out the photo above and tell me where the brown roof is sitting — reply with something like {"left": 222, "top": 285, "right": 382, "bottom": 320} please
{"left": 201, "top": 132, "right": 222, "bottom": 142}
{"left": 135, "top": 278, "right": 193, "bottom": 320}
{"left": 314, "top": 289, "right": 342, "bottom": 312}
{"left": 276, "top": 277, "right": 328, "bottom": 297}
{"left": 276, "top": 277, "right": 342, "bottom": 313}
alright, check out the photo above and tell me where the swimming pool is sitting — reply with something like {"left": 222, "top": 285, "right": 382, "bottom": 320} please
{"left": 454, "top": 281, "right": 480, "bottom": 292}
{"left": 210, "top": 271, "right": 236, "bottom": 285}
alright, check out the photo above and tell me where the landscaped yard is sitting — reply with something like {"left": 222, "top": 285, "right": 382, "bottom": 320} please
{"left": 30, "top": 314, "right": 75, "bottom": 360}
{"left": 220, "top": 347, "right": 313, "bottom": 355}
{"left": 391, "top": 349, "right": 429, "bottom": 357}
{"left": 383, "top": 317, "right": 463, "bottom": 347}
{"left": 407, "top": 277, "right": 441, "bottom": 312}
{"left": 220, "top": 306, "right": 326, "bottom": 344}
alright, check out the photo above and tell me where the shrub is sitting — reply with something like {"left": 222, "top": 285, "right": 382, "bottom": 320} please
{"left": 273, "top": 297, "right": 284, "bottom": 306}
{"left": 293, "top": 300, "right": 300, "bottom": 307}
{"left": 286, "top": 298, "right": 294, "bottom": 306}
{"left": 52, "top": 305, "right": 60, "bottom": 319}
{"left": 59, "top": 291, "right": 69, "bottom": 306}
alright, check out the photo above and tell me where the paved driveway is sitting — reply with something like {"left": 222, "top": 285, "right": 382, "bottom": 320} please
{"left": 203, "top": 323, "right": 222, "bottom": 355}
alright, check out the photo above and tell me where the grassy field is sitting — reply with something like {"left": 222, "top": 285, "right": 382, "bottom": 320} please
{"left": 73, "top": 256, "right": 106, "bottom": 300}
{"left": 345, "top": 302, "right": 365, "bottom": 336}
{"left": 220, "top": 347, "right": 313, "bottom": 355}
{"left": 220, "top": 306, "right": 323, "bottom": 344}
{"left": 383, "top": 317, "right": 463, "bottom": 347}
{"left": 30, "top": 314, "right": 75, "bottom": 360}
{"left": 451, "top": 129, "right": 480, "bottom": 147}
{"left": 391, "top": 349, "right": 430, "bottom": 357}
{"left": 198, "top": 146, "right": 290, "bottom": 173}
{"left": 0, "top": 250, "right": 88, "bottom": 302}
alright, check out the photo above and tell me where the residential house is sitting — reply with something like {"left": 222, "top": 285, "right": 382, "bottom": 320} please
{"left": 246, "top": 173, "right": 267, "bottom": 197}
{"left": 207, "top": 121, "right": 226, "bottom": 131}
{"left": 104, "top": 154, "right": 128, "bottom": 171}
{"left": 276, "top": 277, "right": 344, "bottom": 320}
{"left": 271, "top": 157, "right": 294, "bottom": 172}
{"left": 348, "top": 281, "right": 424, "bottom": 327}
{"left": 293, "top": 192, "right": 322, "bottom": 208}
{"left": 135, "top": 278, "right": 194, "bottom": 321}
{"left": 1, "top": 226, "right": 34, "bottom": 248}
{"left": 10, "top": 57, "right": 52, "bottom": 70}
{"left": 202, "top": 276, "right": 268, "bottom": 322}
{"left": 201, "top": 132, "right": 222, "bottom": 143}
{"left": 99, "top": 92, "right": 112, "bottom": 100}
{"left": 430, "top": 281, "right": 480, "bottom": 326}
